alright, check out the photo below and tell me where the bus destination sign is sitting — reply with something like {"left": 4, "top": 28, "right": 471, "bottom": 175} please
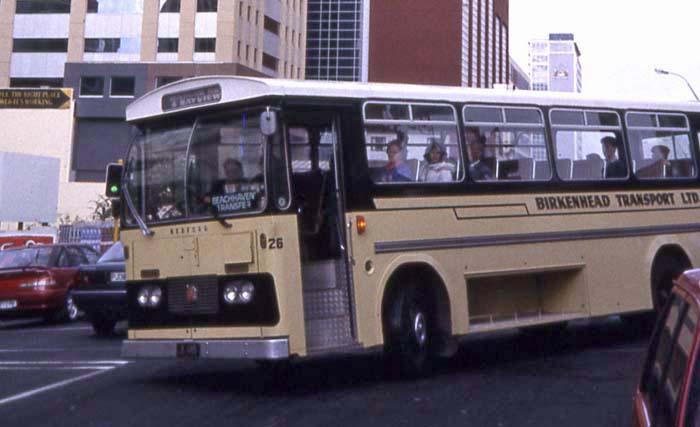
{"left": 162, "top": 85, "right": 222, "bottom": 112}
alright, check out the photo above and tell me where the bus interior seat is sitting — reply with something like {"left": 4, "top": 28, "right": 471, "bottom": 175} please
{"left": 534, "top": 160, "right": 552, "bottom": 180}
{"left": 555, "top": 158, "right": 572, "bottom": 180}
{"left": 670, "top": 158, "right": 694, "bottom": 177}
{"left": 495, "top": 158, "right": 534, "bottom": 181}
{"left": 634, "top": 158, "right": 667, "bottom": 178}
{"left": 572, "top": 158, "right": 604, "bottom": 180}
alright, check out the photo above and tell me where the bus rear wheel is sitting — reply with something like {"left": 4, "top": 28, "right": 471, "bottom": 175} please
{"left": 385, "top": 284, "right": 435, "bottom": 377}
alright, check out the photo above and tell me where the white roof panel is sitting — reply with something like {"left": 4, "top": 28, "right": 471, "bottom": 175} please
{"left": 126, "top": 76, "right": 700, "bottom": 122}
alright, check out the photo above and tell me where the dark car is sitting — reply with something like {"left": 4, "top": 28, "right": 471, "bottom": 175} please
{"left": 633, "top": 269, "right": 700, "bottom": 427}
{"left": 0, "top": 244, "right": 100, "bottom": 322}
{"left": 72, "top": 242, "right": 126, "bottom": 336}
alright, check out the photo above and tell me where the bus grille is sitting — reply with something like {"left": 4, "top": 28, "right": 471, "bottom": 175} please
{"left": 167, "top": 277, "right": 219, "bottom": 315}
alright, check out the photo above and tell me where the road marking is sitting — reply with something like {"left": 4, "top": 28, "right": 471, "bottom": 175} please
{"left": 0, "top": 366, "right": 116, "bottom": 371}
{"left": 0, "top": 369, "right": 110, "bottom": 406}
{"left": 0, "top": 347, "right": 120, "bottom": 353}
{"left": 0, "top": 360, "right": 130, "bottom": 365}
{"left": 0, "top": 326, "right": 92, "bottom": 333}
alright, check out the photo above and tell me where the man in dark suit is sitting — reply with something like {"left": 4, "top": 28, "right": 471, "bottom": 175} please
{"left": 601, "top": 136, "right": 627, "bottom": 178}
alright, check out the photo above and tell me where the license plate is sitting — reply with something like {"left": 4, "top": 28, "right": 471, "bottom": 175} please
{"left": 0, "top": 300, "right": 17, "bottom": 310}
{"left": 176, "top": 343, "right": 200, "bottom": 359}
{"left": 110, "top": 272, "right": 126, "bottom": 282}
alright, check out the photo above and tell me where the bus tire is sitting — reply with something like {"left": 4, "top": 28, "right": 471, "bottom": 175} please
{"left": 651, "top": 252, "right": 689, "bottom": 313}
{"left": 385, "top": 283, "right": 434, "bottom": 377}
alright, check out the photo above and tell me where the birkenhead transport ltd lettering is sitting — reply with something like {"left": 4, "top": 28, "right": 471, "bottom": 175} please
{"left": 534, "top": 191, "right": 700, "bottom": 211}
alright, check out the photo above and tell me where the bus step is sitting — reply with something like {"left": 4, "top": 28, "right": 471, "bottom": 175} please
{"left": 305, "top": 315, "right": 354, "bottom": 351}
{"left": 301, "top": 259, "right": 345, "bottom": 291}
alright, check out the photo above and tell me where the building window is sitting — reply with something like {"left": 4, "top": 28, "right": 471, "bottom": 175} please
{"left": 80, "top": 76, "right": 105, "bottom": 97}
{"left": 194, "top": 38, "right": 216, "bottom": 52}
{"left": 110, "top": 77, "right": 135, "bottom": 97}
{"left": 84, "top": 38, "right": 140, "bottom": 54}
{"left": 197, "top": 0, "right": 217, "bottom": 12}
{"left": 262, "top": 53, "right": 278, "bottom": 70}
{"left": 160, "top": 0, "right": 180, "bottom": 13}
{"left": 87, "top": 0, "right": 144, "bottom": 13}
{"left": 157, "top": 38, "right": 178, "bottom": 53}
{"left": 12, "top": 39, "right": 68, "bottom": 53}
{"left": 15, "top": 0, "right": 71, "bottom": 14}
{"left": 264, "top": 16, "right": 280, "bottom": 35}
{"left": 156, "top": 76, "right": 181, "bottom": 87}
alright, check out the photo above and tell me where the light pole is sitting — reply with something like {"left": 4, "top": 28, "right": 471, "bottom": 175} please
{"left": 655, "top": 68, "right": 700, "bottom": 101}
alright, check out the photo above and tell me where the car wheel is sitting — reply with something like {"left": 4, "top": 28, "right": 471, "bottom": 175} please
{"left": 91, "top": 315, "right": 116, "bottom": 337}
{"left": 45, "top": 293, "right": 79, "bottom": 324}
{"left": 385, "top": 284, "right": 434, "bottom": 377}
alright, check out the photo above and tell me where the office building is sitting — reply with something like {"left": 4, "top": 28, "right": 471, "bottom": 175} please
{"left": 367, "top": 0, "right": 509, "bottom": 87}
{"left": 529, "top": 33, "right": 582, "bottom": 92}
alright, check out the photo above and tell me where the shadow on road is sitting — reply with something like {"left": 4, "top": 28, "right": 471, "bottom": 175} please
{"left": 142, "top": 315, "right": 652, "bottom": 396}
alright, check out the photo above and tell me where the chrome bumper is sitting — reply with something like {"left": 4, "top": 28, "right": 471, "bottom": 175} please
{"left": 122, "top": 338, "right": 289, "bottom": 360}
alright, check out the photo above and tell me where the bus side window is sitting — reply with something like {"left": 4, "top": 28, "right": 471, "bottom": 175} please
{"left": 627, "top": 112, "right": 695, "bottom": 180}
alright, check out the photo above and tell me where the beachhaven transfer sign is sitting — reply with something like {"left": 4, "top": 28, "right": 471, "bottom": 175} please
{"left": 0, "top": 89, "right": 71, "bottom": 109}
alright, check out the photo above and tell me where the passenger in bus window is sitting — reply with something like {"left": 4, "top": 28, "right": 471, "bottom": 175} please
{"left": 375, "top": 139, "right": 412, "bottom": 182}
{"left": 651, "top": 145, "right": 671, "bottom": 166}
{"left": 601, "top": 136, "right": 627, "bottom": 178}
{"left": 419, "top": 139, "right": 454, "bottom": 183}
{"left": 466, "top": 132, "right": 493, "bottom": 181}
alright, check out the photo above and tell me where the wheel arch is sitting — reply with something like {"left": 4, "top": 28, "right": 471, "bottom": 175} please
{"left": 378, "top": 256, "right": 452, "bottom": 353}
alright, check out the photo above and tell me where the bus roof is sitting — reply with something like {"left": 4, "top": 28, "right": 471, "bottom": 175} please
{"left": 126, "top": 75, "right": 700, "bottom": 122}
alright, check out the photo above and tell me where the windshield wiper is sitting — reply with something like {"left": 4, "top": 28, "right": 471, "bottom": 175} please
{"left": 123, "top": 185, "right": 154, "bottom": 236}
{"left": 209, "top": 205, "right": 233, "bottom": 229}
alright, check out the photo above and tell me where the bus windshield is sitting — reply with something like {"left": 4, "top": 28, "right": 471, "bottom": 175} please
{"left": 124, "top": 110, "right": 271, "bottom": 225}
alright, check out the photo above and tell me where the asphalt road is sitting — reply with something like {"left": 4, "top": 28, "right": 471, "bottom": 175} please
{"left": 0, "top": 317, "right": 650, "bottom": 427}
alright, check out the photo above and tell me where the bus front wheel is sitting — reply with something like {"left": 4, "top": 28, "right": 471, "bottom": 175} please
{"left": 385, "top": 284, "right": 435, "bottom": 377}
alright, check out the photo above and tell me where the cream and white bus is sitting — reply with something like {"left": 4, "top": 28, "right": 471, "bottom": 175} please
{"left": 117, "top": 76, "right": 700, "bottom": 373}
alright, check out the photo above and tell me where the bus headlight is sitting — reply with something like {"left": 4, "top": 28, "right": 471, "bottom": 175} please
{"left": 222, "top": 281, "right": 254, "bottom": 304}
{"left": 223, "top": 284, "right": 238, "bottom": 304}
{"left": 239, "top": 283, "right": 255, "bottom": 304}
{"left": 137, "top": 286, "right": 162, "bottom": 308}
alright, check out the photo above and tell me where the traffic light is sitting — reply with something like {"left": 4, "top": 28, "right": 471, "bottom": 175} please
{"left": 105, "top": 163, "right": 123, "bottom": 198}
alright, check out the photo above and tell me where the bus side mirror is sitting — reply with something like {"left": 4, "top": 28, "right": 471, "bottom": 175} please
{"left": 105, "top": 163, "right": 123, "bottom": 199}
{"left": 260, "top": 110, "right": 277, "bottom": 136}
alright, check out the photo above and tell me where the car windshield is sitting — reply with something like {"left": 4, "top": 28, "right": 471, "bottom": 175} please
{"left": 124, "top": 109, "right": 271, "bottom": 225}
{"left": 98, "top": 242, "right": 124, "bottom": 263}
{"left": 0, "top": 247, "right": 53, "bottom": 268}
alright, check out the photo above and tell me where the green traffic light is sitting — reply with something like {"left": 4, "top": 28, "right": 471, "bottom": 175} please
{"left": 110, "top": 185, "right": 119, "bottom": 194}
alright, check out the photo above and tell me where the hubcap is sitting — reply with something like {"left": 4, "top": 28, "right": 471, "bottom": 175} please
{"left": 66, "top": 295, "right": 78, "bottom": 320}
{"left": 413, "top": 311, "right": 427, "bottom": 347}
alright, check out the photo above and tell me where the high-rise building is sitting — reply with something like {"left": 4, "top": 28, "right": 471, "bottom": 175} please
{"left": 529, "top": 33, "right": 582, "bottom": 93}
{"left": 305, "top": 0, "right": 364, "bottom": 81}
{"left": 0, "top": 0, "right": 307, "bottom": 88}
{"left": 367, "top": 0, "right": 509, "bottom": 87}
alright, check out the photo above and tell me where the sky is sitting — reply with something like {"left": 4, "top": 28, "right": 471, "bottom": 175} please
{"left": 509, "top": 0, "right": 700, "bottom": 101}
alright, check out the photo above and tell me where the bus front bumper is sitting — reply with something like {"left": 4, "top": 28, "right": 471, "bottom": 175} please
{"left": 121, "top": 338, "right": 289, "bottom": 360}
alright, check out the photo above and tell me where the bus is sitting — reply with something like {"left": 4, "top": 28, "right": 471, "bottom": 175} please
{"left": 116, "top": 76, "right": 700, "bottom": 374}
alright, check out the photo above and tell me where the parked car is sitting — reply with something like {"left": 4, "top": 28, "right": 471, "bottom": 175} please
{"left": 0, "top": 243, "right": 100, "bottom": 322}
{"left": 72, "top": 242, "right": 126, "bottom": 336}
{"left": 633, "top": 269, "right": 700, "bottom": 427}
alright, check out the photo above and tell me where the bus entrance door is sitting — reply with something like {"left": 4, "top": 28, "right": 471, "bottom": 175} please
{"left": 288, "top": 114, "right": 356, "bottom": 352}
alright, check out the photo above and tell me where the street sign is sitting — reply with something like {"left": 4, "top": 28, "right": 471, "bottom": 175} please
{"left": 0, "top": 88, "right": 71, "bottom": 109}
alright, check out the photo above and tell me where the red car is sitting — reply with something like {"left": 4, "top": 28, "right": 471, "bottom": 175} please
{"left": 0, "top": 244, "right": 100, "bottom": 322}
{"left": 633, "top": 269, "right": 700, "bottom": 427}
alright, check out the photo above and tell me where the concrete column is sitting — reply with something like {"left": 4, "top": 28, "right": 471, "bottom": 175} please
{"left": 141, "top": 0, "right": 160, "bottom": 61}
{"left": 178, "top": 0, "right": 196, "bottom": 61}
{"left": 216, "top": 0, "right": 236, "bottom": 62}
{"left": 0, "top": 0, "right": 16, "bottom": 87}
{"left": 67, "top": 0, "right": 87, "bottom": 62}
